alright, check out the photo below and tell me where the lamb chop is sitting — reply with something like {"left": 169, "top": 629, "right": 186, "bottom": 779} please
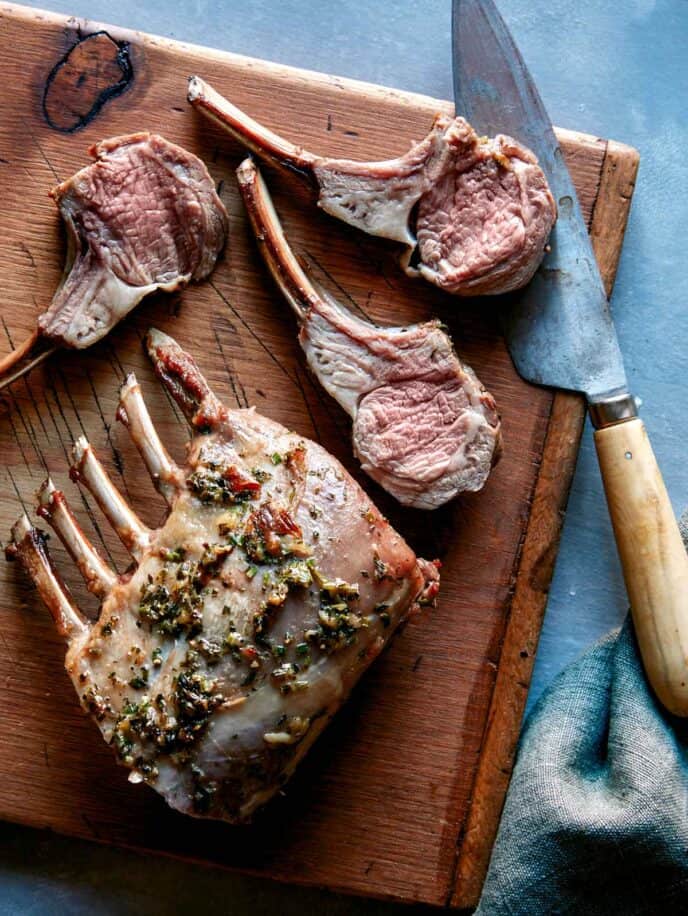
{"left": 6, "top": 329, "right": 439, "bottom": 823}
{"left": 236, "top": 158, "right": 501, "bottom": 510}
{"left": 188, "top": 76, "right": 556, "bottom": 297}
{"left": 0, "top": 133, "right": 227, "bottom": 388}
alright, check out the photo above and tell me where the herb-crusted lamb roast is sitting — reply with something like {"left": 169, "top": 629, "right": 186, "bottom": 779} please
{"left": 7, "top": 330, "right": 439, "bottom": 822}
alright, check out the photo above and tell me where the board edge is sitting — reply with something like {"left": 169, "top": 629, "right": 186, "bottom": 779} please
{"left": 450, "top": 138, "right": 640, "bottom": 910}
{"left": 1, "top": 1, "right": 621, "bottom": 152}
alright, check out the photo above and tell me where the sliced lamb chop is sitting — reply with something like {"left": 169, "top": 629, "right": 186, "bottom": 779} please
{"left": 7, "top": 329, "right": 439, "bottom": 823}
{"left": 236, "top": 158, "right": 501, "bottom": 510}
{"left": 0, "top": 133, "right": 227, "bottom": 388}
{"left": 188, "top": 76, "right": 556, "bottom": 298}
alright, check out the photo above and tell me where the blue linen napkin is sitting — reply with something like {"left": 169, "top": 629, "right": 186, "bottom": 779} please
{"left": 476, "top": 515, "right": 688, "bottom": 916}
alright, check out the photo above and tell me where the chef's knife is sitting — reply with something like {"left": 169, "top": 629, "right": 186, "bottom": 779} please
{"left": 453, "top": 0, "right": 688, "bottom": 715}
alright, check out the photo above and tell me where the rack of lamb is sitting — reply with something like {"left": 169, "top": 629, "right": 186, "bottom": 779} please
{"left": 7, "top": 329, "right": 439, "bottom": 822}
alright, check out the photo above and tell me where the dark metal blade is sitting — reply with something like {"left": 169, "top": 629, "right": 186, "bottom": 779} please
{"left": 452, "top": 0, "right": 628, "bottom": 402}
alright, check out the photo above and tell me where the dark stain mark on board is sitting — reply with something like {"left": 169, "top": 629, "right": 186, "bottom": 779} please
{"left": 211, "top": 323, "right": 243, "bottom": 410}
{"left": 6, "top": 405, "right": 33, "bottom": 477}
{"left": 237, "top": 378, "right": 249, "bottom": 409}
{"left": 213, "top": 316, "right": 249, "bottom": 408}
{"left": 1, "top": 318, "right": 50, "bottom": 450}
{"left": 293, "top": 366, "right": 321, "bottom": 444}
{"left": 18, "top": 243, "right": 36, "bottom": 270}
{"left": 47, "top": 385, "right": 118, "bottom": 570}
{"left": 24, "top": 121, "right": 61, "bottom": 182}
{"left": 10, "top": 391, "right": 47, "bottom": 475}
{"left": 303, "top": 248, "right": 373, "bottom": 322}
{"left": 167, "top": 295, "right": 183, "bottom": 318}
{"left": 84, "top": 368, "right": 130, "bottom": 497}
{"left": 210, "top": 280, "right": 298, "bottom": 387}
{"left": 104, "top": 343, "right": 126, "bottom": 383}
{"left": 6, "top": 466, "right": 30, "bottom": 518}
{"left": 43, "top": 31, "right": 133, "bottom": 133}
{"left": 81, "top": 812, "right": 100, "bottom": 840}
{"left": 302, "top": 365, "right": 350, "bottom": 441}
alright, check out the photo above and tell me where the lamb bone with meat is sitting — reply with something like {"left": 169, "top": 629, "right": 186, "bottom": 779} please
{"left": 188, "top": 76, "right": 556, "bottom": 297}
{"left": 236, "top": 158, "right": 502, "bottom": 510}
{"left": 0, "top": 133, "right": 227, "bottom": 387}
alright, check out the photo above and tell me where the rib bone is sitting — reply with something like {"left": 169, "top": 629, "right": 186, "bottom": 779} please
{"left": 188, "top": 76, "right": 556, "bottom": 297}
{"left": 117, "top": 374, "right": 180, "bottom": 503}
{"left": 236, "top": 157, "right": 502, "bottom": 510}
{"left": 37, "top": 478, "right": 116, "bottom": 597}
{"left": 7, "top": 515, "right": 88, "bottom": 638}
{"left": 71, "top": 437, "right": 151, "bottom": 557}
{"left": 145, "top": 327, "right": 226, "bottom": 430}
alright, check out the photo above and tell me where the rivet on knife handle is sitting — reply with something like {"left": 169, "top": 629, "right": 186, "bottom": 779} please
{"left": 594, "top": 415, "right": 688, "bottom": 715}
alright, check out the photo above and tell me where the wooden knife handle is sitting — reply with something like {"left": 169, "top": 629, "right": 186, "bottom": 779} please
{"left": 595, "top": 417, "right": 688, "bottom": 715}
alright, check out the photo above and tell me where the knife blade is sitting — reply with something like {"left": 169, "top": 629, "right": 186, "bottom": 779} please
{"left": 452, "top": 0, "right": 688, "bottom": 716}
{"left": 452, "top": 0, "right": 630, "bottom": 409}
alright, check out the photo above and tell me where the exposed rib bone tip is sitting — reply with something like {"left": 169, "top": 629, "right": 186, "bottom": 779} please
{"left": 37, "top": 477, "right": 57, "bottom": 505}
{"left": 187, "top": 75, "right": 203, "bottom": 100}
{"left": 119, "top": 373, "right": 139, "bottom": 397}
{"left": 11, "top": 513, "right": 33, "bottom": 541}
{"left": 145, "top": 327, "right": 175, "bottom": 356}
{"left": 145, "top": 327, "right": 165, "bottom": 348}
{"left": 236, "top": 157, "right": 257, "bottom": 184}
{"left": 71, "top": 436, "right": 90, "bottom": 463}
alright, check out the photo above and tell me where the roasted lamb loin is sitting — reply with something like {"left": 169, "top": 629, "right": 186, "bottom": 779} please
{"left": 188, "top": 76, "right": 556, "bottom": 297}
{"left": 7, "top": 329, "right": 439, "bottom": 822}
{"left": 237, "top": 158, "right": 502, "bottom": 510}
{"left": 0, "top": 133, "right": 227, "bottom": 387}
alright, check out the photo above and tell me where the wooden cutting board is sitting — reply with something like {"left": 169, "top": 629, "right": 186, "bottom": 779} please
{"left": 0, "top": 3, "right": 638, "bottom": 909}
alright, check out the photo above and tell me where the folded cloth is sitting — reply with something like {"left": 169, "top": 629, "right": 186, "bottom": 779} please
{"left": 476, "top": 513, "right": 688, "bottom": 916}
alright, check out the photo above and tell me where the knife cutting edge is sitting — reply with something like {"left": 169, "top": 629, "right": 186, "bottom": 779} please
{"left": 453, "top": 0, "right": 688, "bottom": 715}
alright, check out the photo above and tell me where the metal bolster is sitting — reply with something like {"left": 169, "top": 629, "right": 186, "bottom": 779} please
{"left": 589, "top": 393, "right": 639, "bottom": 429}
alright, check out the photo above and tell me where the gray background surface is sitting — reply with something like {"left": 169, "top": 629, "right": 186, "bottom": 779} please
{"left": 2, "top": 0, "right": 687, "bottom": 912}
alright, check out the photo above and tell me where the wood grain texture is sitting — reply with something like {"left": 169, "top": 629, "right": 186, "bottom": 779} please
{"left": 0, "top": 3, "right": 638, "bottom": 908}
